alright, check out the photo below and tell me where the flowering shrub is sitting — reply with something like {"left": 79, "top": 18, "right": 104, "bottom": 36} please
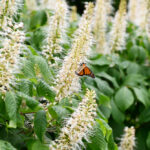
{"left": 0, "top": 0, "right": 150, "bottom": 150}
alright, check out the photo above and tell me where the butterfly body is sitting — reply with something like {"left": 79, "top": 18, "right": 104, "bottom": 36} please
{"left": 75, "top": 63, "right": 95, "bottom": 78}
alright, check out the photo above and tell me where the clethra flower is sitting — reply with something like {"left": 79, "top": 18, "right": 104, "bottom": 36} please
{"left": 42, "top": 0, "right": 68, "bottom": 64}
{"left": 106, "top": 0, "right": 113, "bottom": 16}
{"left": 54, "top": 2, "right": 94, "bottom": 101}
{"left": 0, "top": 21, "right": 25, "bottom": 94}
{"left": 0, "top": 0, "right": 22, "bottom": 29}
{"left": 39, "top": 0, "right": 57, "bottom": 10}
{"left": 119, "top": 126, "right": 136, "bottom": 150}
{"left": 49, "top": 89, "right": 97, "bottom": 150}
{"left": 70, "top": 6, "right": 78, "bottom": 22}
{"left": 109, "top": 0, "right": 127, "bottom": 52}
{"left": 93, "top": 0, "right": 108, "bottom": 54}
{"left": 26, "top": 0, "right": 39, "bottom": 11}
{"left": 128, "top": 0, "right": 149, "bottom": 31}
{"left": 145, "top": 0, "right": 150, "bottom": 40}
{"left": 128, "top": 0, "right": 140, "bottom": 25}
{"left": 27, "top": 0, "right": 57, "bottom": 11}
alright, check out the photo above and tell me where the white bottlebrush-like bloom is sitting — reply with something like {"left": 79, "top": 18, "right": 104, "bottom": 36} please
{"left": 49, "top": 89, "right": 97, "bottom": 150}
{"left": 39, "top": 0, "right": 56, "bottom": 10}
{"left": 54, "top": 3, "right": 94, "bottom": 101}
{"left": 0, "top": 0, "right": 22, "bottom": 29}
{"left": 128, "top": 0, "right": 149, "bottom": 30}
{"left": 0, "top": 22, "right": 25, "bottom": 93}
{"left": 128, "top": 0, "right": 140, "bottom": 25}
{"left": 109, "top": 0, "right": 127, "bottom": 52}
{"left": 128, "top": 0, "right": 150, "bottom": 41}
{"left": 106, "top": 0, "right": 113, "bottom": 15}
{"left": 119, "top": 126, "right": 135, "bottom": 150}
{"left": 93, "top": 0, "right": 108, "bottom": 54}
{"left": 70, "top": 6, "right": 78, "bottom": 22}
{"left": 42, "top": 0, "right": 68, "bottom": 63}
{"left": 105, "top": 0, "right": 113, "bottom": 23}
{"left": 26, "top": 0, "right": 39, "bottom": 11}
{"left": 145, "top": 0, "right": 150, "bottom": 40}
{"left": 26, "top": 0, "right": 57, "bottom": 11}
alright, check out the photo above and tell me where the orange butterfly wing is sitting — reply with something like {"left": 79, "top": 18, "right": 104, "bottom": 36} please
{"left": 75, "top": 69, "right": 84, "bottom": 76}
{"left": 75, "top": 63, "right": 95, "bottom": 78}
{"left": 84, "top": 66, "right": 95, "bottom": 78}
{"left": 75, "top": 63, "right": 84, "bottom": 76}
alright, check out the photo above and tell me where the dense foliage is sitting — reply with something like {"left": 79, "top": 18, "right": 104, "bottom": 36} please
{"left": 0, "top": 0, "right": 150, "bottom": 150}
{"left": 85, "top": 23, "right": 150, "bottom": 150}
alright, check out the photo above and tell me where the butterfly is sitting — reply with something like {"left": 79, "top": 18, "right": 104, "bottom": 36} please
{"left": 75, "top": 63, "right": 95, "bottom": 78}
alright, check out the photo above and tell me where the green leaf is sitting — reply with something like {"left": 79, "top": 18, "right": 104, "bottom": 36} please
{"left": 115, "top": 87, "right": 134, "bottom": 111}
{"left": 108, "top": 134, "right": 118, "bottom": 150}
{"left": 136, "top": 127, "right": 148, "bottom": 150}
{"left": 27, "top": 45, "right": 39, "bottom": 56}
{"left": 22, "top": 59, "right": 36, "bottom": 78}
{"left": 96, "top": 118, "right": 112, "bottom": 141}
{"left": 128, "top": 45, "right": 139, "bottom": 60}
{"left": 18, "top": 92, "right": 39, "bottom": 109}
{"left": 84, "top": 77, "right": 96, "bottom": 88}
{"left": 89, "top": 55, "right": 111, "bottom": 66}
{"left": 97, "top": 92, "right": 111, "bottom": 107}
{"left": 33, "top": 56, "right": 53, "bottom": 81}
{"left": 123, "top": 74, "right": 145, "bottom": 87}
{"left": 0, "top": 94, "right": 6, "bottom": 118}
{"left": 110, "top": 119, "right": 124, "bottom": 141}
{"left": 5, "top": 92, "right": 17, "bottom": 128}
{"left": 27, "top": 140, "right": 49, "bottom": 150}
{"left": 111, "top": 100, "right": 125, "bottom": 123}
{"left": 31, "top": 28, "right": 46, "bottom": 50}
{"left": 133, "top": 87, "right": 150, "bottom": 107}
{"left": 89, "top": 53, "right": 102, "bottom": 60}
{"left": 127, "top": 62, "right": 140, "bottom": 74}
{"left": 146, "top": 131, "right": 150, "bottom": 149}
{"left": 143, "top": 38, "right": 150, "bottom": 53}
{"left": 51, "top": 105, "right": 70, "bottom": 121}
{"left": 119, "top": 61, "right": 130, "bottom": 69}
{"left": 86, "top": 123, "right": 107, "bottom": 150}
{"left": 48, "top": 105, "right": 58, "bottom": 119}
{"left": 30, "top": 10, "right": 47, "bottom": 29}
{"left": 138, "top": 47, "right": 146, "bottom": 63}
{"left": 19, "top": 80, "right": 33, "bottom": 96}
{"left": 139, "top": 107, "right": 150, "bottom": 123}
{"left": 17, "top": 113, "right": 24, "bottom": 128}
{"left": 97, "top": 107, "right": 108, "bottom": 121}
{"left": 34, "top": 110, "right": 47, "bottom": 142}
{"left": 95, "top": 72, "right": 119, "bottom": 88}
{"left": 141, "top": 66, "right": 150, "bottom": 77}
{"left": 0, "top": 140, "right": 17, "bottom": 150}
{"left": 36, "top": 80, "right": 55, "bottom": 102}
{"left": 100, "top": 106, "right": 111, "bottom": 119}
{"left": 95, "top": 78, "right": 114, "bottom": 96}
{"left": 108, "top": 68, "right": 121, "bottom": 81}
